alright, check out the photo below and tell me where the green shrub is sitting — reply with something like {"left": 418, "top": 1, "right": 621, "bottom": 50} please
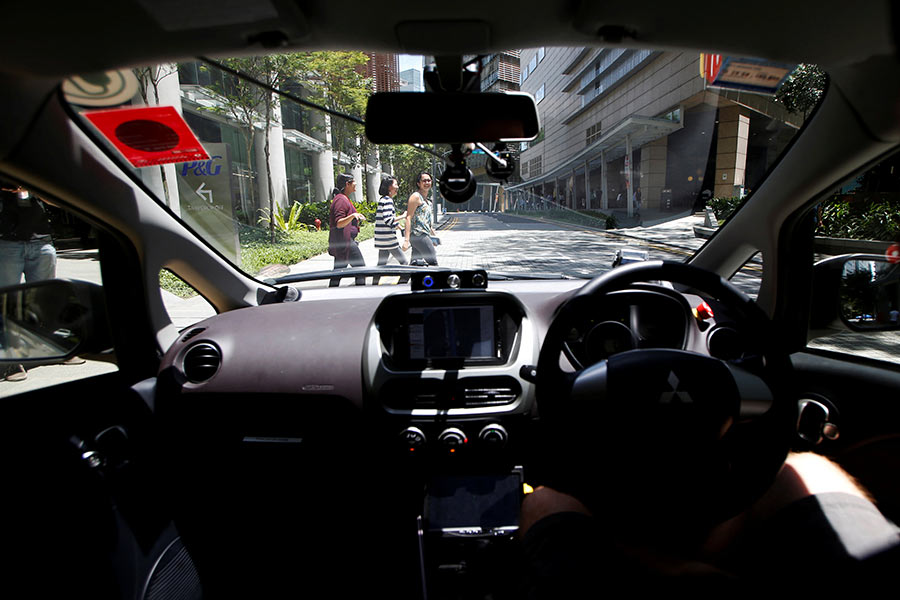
{"left": 507, "top": 209, "right": 614, "bottom": 229}
{"left": 817, "top": 196, "right": 900, "bottom": 240}
{"left": 159, "top": 221, "right": 375, "bottom": 298}
{"left": 709, "top": 196, "right": 743, "bottom": 221}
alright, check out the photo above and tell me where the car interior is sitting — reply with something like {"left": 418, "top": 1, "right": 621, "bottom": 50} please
{"left": 1, "top": 1, "right": 899, "bottom": 598}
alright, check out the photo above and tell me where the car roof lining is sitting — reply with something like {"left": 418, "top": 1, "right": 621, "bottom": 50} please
{"left": 0, "top": 2, "right": 895, "bottom": 77}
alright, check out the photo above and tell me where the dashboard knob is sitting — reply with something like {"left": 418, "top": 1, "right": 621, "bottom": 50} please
{"left": 471, "top": 272, "right": 486, "bottom": 287}
{"left": 400, "top": 426, "right": 427, "bottom": 451}
{"left": 478, "top": 424, "right": 508, "bottom": 447}
{"left": 447, "top": 273, "right": 461, "bottom": 289}
{"left": 438, "top": 427, "right": 468, "bottom": 449}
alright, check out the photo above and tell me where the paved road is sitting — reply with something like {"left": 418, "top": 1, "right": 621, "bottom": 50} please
{"left": 292, "top": 210, "right": 763, "bottom": 297}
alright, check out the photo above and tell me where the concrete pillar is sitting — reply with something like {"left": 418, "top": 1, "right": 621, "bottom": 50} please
{"left": 311, "top": 113, "right": 334, "bottom": 203}
{"left": 254, "top": 99, "right": 289, "bottom": 215}
{"left": 584, "top": 159, "right": 591, "bottom": 210}
{"left": 714, "top": 104, "right": 750, "bottom": 198}
{"left": 352, "top": 137, "right": 363, "bottom": 204}
{"left": 569, "top": 169, "right": 576, "bottom": 209}
{"left": 367, "top": 145, "right": 381, "bottom": 204}
{"left": 625, "top": 134, "right": 634, "bottom": 217}
{"left": 641, "top": 137, "right": 668, "bottom": 210}
{"left": 601, "top": 150, "right": 609, "bottom": 210}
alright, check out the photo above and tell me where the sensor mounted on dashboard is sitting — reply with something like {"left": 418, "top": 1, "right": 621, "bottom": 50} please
{"left": 411, "top": 270, "right": 488, "bottom": 291}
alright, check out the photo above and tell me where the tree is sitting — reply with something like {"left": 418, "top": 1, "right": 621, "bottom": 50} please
{"left": 206, "top": 55, "right": 305, "bottom": 240}
{"left": 293, "top": 52, "right": 371, "bottom": 175}
{"left": 133, "top": 65, "right": 178, "bottom": 206}
{"left": 380, "top": 144, "right": 433, "bottom": 206}
{"left": 775, "top": 64, "right": 826, "bottom": 119}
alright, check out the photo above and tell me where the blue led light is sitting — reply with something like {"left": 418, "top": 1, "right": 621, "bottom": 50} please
{"left": 423, "top": 275, "right": 434, "bottom": 288}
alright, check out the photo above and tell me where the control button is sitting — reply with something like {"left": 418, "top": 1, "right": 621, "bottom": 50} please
{"left": 400, "top": 426, "right": 427, "bottom": 451}
{"left": 438, "top": 427, "right": 468, "bottom": 451}
{"left": 693, "top": 301, "right": 715, "bottom": 320}
{"left": 447, "top": 273, "right": 461, "bottom": 289}
{"left": 471, "top": 272, "right": 486, "bottom": 287}
{"left": 478, "top": 424, "right": 508, "bottom": 447}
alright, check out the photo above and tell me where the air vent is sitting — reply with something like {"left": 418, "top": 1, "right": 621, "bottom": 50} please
{"left": 462, "top": 387, "right": 518, "bottom": 407}
{"left": 182, "top": 343, "right": 221, "bottom": 383}
{"left": 181, "top": 327, "right": 206, "bottom": 343}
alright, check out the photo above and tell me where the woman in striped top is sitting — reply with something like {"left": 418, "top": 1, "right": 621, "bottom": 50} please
{"left": 373, "top": 176, "right": 408, "bottom": 284}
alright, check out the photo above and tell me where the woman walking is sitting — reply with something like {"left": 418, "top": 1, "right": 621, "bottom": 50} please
{"left": 328, "top": 173, "right": 366, "bottom": 286}
{"left": 403, "top": 172, "right": 438, "bottom": 266}
{"left": 373, "top": 176, "right": 408, "bottom": 285}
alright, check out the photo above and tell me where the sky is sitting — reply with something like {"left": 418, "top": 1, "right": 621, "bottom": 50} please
{"left": 399, "top": 54, "right": 424, "bottom": 73}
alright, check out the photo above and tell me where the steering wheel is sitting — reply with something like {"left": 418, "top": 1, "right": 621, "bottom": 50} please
{"left": 535, "top": 261, "right": 794, "bottom": 539}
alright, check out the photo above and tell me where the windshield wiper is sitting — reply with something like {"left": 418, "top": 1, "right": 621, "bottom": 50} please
{"left": 487, "top": 271, "right": 576, "bottom": 280}
{"left": 268, "top": 266, "right": 576, "bottom": 285}
{"left": 268, "top": 265, "right": 451, "bottom": 285}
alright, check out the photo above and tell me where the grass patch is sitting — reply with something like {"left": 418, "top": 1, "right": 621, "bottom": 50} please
{"left": 159, "top": 269, "right": 199, "bottom": 299}
{"left": 160, "top": 222, "right": 375, "bottom": 298}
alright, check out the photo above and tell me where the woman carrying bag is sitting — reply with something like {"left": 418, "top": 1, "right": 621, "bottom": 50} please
{"left": 402, "top": 171, "right": 439, "bottom": 266}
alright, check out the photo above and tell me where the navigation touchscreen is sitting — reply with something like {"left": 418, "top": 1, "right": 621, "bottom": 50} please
{"left": 409, "top": 305, "right": 496, "bottom": 360}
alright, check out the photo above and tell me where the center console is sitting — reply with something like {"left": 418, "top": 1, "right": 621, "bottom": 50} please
{"left": 363, "top": 278, "right": 540, "bottom": 597}
{"left": 364, "top": 286, "right": 539, "bottom": 460}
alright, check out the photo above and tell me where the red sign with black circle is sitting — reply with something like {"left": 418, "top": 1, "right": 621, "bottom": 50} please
{"left": 84, "top": 106, "right": 209, "bottom": 168}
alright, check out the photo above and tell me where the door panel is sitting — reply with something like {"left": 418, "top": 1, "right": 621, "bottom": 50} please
{"left": 3, "top": 373, "right": 201, "bottom": 599}
{"left": 790, "top": 351, "right": 900, "bottom": 524}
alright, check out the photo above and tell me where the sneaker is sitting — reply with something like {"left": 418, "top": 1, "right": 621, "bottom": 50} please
{"left": 61, "top": 356, "right": 86, "bottom": 365}
{"left": 4, "top": 364, "right": 27, "bottom": 382}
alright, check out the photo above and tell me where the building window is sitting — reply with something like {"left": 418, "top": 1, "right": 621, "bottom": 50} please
{"left": 521, "top": 63, "right": 529, "bottom": 84}
{"left": 538, "top": 47, "right": 545, "bottom": 62}
{"left": 661, "top": 107, "right": 682, "bottom": 123}
{"left": 579, "top": 49, "right": 656, "bottom": 107}
{"left": 531, "top": 156, "right": 543, "bottom": 177}
{"left": 586, "top": 122, "right": 602, "bottom": 146}
{"left": 535, "top": 84, "right": 545, "bottom": 104}
{"left": 520, "top": 160, "right": 529, "bottom": 179}
{"left": 529, "top": 55, "right": 538, "bottom": 74}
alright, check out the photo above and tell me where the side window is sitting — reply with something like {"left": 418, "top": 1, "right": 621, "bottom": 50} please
{"left": 0, "top": 183, "right": 118, "bottom": 395}
{"left": 729, "top": 251, "right": 763, "bottom": 300}
{"left": 159, "top": 269, "right": 216, "bottom": 330}
{"left": 806, "top": 153, "right": 900, "bottom": 363}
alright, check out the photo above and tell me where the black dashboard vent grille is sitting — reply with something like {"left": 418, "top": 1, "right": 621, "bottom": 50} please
{"left": 182, "top": 343, "right": 221, "bottom": 383}
{"left": 180, "top": 327, "right": 206, "bottom": 343}
{"left": 462, "top": 387, "right": 518, "bottom": 407}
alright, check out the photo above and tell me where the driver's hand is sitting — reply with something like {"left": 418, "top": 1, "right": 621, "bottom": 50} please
{"left": 519, "top": 486, "right": 592, "bottom": 539}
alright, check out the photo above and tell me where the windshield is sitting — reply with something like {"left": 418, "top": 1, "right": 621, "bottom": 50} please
{"left": 64, "top": 50, "right": 815, "bottom": 295}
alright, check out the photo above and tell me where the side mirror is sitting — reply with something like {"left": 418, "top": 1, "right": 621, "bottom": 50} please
{"left": 0, "top": 279, "right": 112, "bottom": 365}
{"left": 810, "top": 254, "right": 900, "bottom": 337}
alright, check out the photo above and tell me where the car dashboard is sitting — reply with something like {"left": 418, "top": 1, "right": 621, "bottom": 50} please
{"left": 157, "top": 275, "right": 756, "bottom": 465}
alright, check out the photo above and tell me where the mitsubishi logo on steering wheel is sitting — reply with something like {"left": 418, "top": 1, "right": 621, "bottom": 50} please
{"left": 659, "top": 371, "right": 694, "bottom": 404}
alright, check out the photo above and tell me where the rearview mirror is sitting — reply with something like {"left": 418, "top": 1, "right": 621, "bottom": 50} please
{"left": 365, "top": 92, "right": 540, "bottom": 144}
{"left": 0, "top": 279, "right": 112, "bottom": 364}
